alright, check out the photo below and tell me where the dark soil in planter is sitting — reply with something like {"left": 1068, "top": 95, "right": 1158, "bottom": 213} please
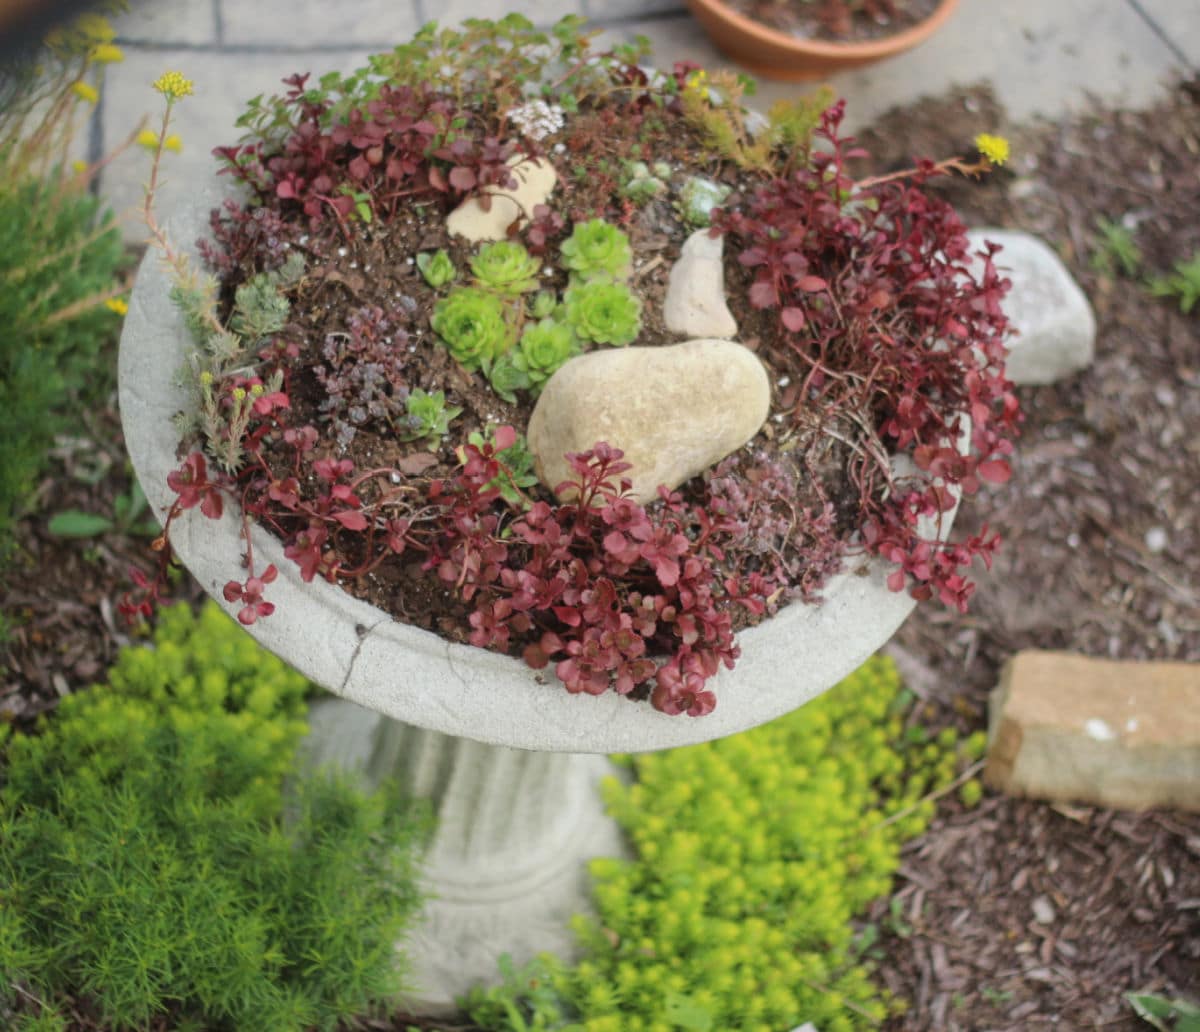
{"left": 2, "top": 72, "right": 1197, "bottom": 1031}
{"left": 718, "top": 0, "right": 941, "bottom": 42}
{"left": 256, "top": 115, "right": 859, "bottom": 647}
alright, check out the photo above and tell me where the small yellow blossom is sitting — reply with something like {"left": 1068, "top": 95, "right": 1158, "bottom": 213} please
{"left": 75, "top": 13, "right": 116, "bottom": 43}
{"left": 163, "top": 134, "right": 183, "bottom": 153}
{"left": 199, "top": 371, "right": 214, "bottom": 387}
{"left": 105, "top": 297, "right": 129, "bottom": 316}
{"left": 250, "top": 384, "right": 265, "bottom": 396}
{"left": 684, "top": 68, "right": 710, "bottom": 101}
{"left": 136, "top": 128, "right": 159, "bottom": 150}
{"left": 71, "top": 81, "right": 99, "bottom": 105}
{"left": 974, "top": 133, "right": 1010, "bottom": 166}
{"left": 153, "top": 71, "right": 194, "bottom": 101}
{"left": 232, "top": 387, "right": 247, "bottom": 401}
{"left": 90, "top": 43, "right": 124, "bottom": 64}
{"left": 71, "top": 159, "right": 89, "bottom": 174}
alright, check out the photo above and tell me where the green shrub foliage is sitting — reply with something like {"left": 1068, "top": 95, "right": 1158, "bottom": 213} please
{"left": 0, "top": 602, "right": 428, "bottom": 1031}
{"left": 464, "top": 655, "right": 963, "bottom": 1031}
{"left": 0, "top": 179, "right": 124, "bottom": 558}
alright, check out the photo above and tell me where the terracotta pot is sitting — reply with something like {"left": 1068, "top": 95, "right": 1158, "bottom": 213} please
{"left": 684, "top": 0, "right": 959, "bottom": 81}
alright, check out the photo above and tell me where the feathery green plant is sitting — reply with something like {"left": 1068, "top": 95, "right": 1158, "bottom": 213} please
{"left": 0, "top": 602, "right": 429, "bottom": 1032}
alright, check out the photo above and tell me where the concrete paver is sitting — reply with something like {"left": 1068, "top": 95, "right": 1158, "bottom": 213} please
{"left": 113, "top": 0, "right": 217, "bottom": 46}
{"left": 220, "top": 0, "right": 424, "bottom": 49}
{"left": 1126, "top": 0, "right": 1200, "bottom": 70}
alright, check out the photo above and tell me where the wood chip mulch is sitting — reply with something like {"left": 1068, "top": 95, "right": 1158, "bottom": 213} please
{"left": 860, "top": 79, "right": 1200, "bottom": 1030}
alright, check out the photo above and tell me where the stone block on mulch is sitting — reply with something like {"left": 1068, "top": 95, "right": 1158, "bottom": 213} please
{"left": 968, "top": 228, "right": 1096, "bottom": 385}
{"left": 985, "top": 651, "right": 1200, "bottom": 812}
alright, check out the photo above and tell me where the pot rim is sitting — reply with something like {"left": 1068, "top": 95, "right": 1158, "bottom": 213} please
{"left": 685, "top": 0, "right": 960, "bottom": 60}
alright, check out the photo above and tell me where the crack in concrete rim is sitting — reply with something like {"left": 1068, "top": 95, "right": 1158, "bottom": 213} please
{"left": 339, "top": 616, "right": 390, "bottom": 696}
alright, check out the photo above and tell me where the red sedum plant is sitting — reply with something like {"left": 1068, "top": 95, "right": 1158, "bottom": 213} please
{"left": 126, "top": 17, "right": 1018, "bottom": 717}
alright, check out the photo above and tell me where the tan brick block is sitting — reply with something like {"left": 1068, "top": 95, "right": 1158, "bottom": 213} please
{"left": 985, "top": 651, "right": 1200, "bottom": 812}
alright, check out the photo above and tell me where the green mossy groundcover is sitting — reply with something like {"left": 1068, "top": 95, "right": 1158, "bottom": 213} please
{"left": 466, "top": 655, "right": 983, "bottom": 1032}
{"left": 0, "top": 602, "right": 430, "bottom": 1032}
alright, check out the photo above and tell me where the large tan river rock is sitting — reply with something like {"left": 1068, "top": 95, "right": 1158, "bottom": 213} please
{"left": 527, "top": 338, "right": 771, "bottom": 505}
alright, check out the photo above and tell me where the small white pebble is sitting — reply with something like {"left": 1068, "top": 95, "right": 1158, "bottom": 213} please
{"left": 1155, "top": 385, "right": 1176, "bottom": 406}
{"left": 1031, "top": 895, "right": 1056, "bottom": 924}
{"left": 406, "top": 257, "right": 414, "bottom": 265}
{"left": 349, "top": 261, "right": 357, "bottom": 269}
{"left": 1067, "top": 532, "right": 1081, "bottom": 548}
{"left": 1144, "top": 526, "right": 1168, "bottom": 553}
{"left": 1084, "top": 718, "right": 1115, "bottom": 742}
{"left": 777, "top": 376, "right": 791, "bottom": 387}
{"left": 1125, "top": 718, "right": 1139, "bottom": 733}
{"left": 337, "top": 247, "right": 347, "bottom": 257}
{"left": 390, "top": 472, "right": 401, "bottom": 484}
{"left": 553, "top": 142, "right": 566, "bottom": 154}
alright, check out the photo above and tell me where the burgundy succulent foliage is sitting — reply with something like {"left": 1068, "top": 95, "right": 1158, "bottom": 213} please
{"left": 427, "top": 440, "right": 746, "bottom": 717}
{"left": 714, "top": 100, "right": 1019, "bottom": 612}
{"left": 214, "top": 73, "right": 528, "bottom": 230}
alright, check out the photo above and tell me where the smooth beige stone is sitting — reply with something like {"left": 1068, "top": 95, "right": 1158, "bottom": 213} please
{"left": 527, "top": 338, "right": 770, "bottom": 505}
{"left": 663, "top": 229, "right": 738, "bottom": 340}
{"left": 445, "top": 157, "right": 558, "bottom": 244}
{"left": 985, "top": 651, "right": 1200, "bottom": 812}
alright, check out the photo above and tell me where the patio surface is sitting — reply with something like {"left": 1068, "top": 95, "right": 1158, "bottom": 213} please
{"left": 93, "top": 0, "right": 1197, "bottom": 236}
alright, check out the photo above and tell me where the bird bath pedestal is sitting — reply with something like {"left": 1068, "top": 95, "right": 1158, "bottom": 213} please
{"left": 119, "top": 195, "right": 956, "bottom": 1011}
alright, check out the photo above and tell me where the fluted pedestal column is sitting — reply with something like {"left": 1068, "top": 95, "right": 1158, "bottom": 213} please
{"left": 304, "top": 697, "right": 630, "bottom": 1013}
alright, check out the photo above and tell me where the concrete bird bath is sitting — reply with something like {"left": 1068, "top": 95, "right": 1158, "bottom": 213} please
{"left": 119, "top": 192, "right": 961, "bottom": 1010}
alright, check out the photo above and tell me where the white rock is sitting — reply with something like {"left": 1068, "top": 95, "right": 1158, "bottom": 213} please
{"left": 527, "top": 338, "right": 770, "bottom": 505}
{"left": 446, "top": 156, "right": 557, "bottom": 244}
{"left": 663, "top": 229, "right": 738, "bottom": 339}
{"left": 968, "top": 228, "right": 1096, "bottom": 385}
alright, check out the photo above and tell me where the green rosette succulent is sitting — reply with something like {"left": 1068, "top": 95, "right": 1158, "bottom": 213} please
{"left": 471, "top": 240, "right": 541, "bottom": 295}
{"left": 513, "top": 318, "right": 579, "bottom": 392}
{"left": 431, "top": 287, "right": 513, "bottom": 371}
{"left": 416, "top": 249, "right": 457, "bottom": 289}
{"left": 563, "top": 279, "right": 642, "bottom": 346}
{"left": 399, "top": 387, "right": 462, "bottom": 446}
{"left": 560, "top": 218, "right": 633, "bottom": 281}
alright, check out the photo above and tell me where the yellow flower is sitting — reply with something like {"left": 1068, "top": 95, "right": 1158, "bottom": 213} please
{"left": 71, "top": 159, "right": 89, "bottom": 174}
{"left": 71, "top": 81, "right": 99, "bottom": 105}
{"left": 137, "top": 129, "right": 159, "bottom": 150}
{"left": 105, "top": 298, "right": 129, "bottom": 316}
{"left": 684, "top": 68, "right": 710, "bottom": 101}
{"left": 75, "top": 13, "right": 116, "bottom": 43}
{"left": 163, "top": 134, "right": 183, "bottom": 153}
{"left": 974, "top": 133, "right": 1010, "bottom": 166}
{"left": 153, "top": 71, "right": 194, "bottom": 101}
{"left": 90, "top": 43, "right": 124, "bottom": 64}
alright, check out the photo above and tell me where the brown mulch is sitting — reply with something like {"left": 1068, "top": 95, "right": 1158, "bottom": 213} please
{"left": 858, "top": 80, "right": 1200, "bottom": 1030}
{"left": 2, "top": 77, "right": 1199, "bottom": 1032}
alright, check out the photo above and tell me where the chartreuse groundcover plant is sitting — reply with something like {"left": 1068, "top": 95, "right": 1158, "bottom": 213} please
{"left": 0, "top": 602, "right": 429, "bottom": 1031}
{"left": 464, "top": 655, "right": 987, "bottom": 1031}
